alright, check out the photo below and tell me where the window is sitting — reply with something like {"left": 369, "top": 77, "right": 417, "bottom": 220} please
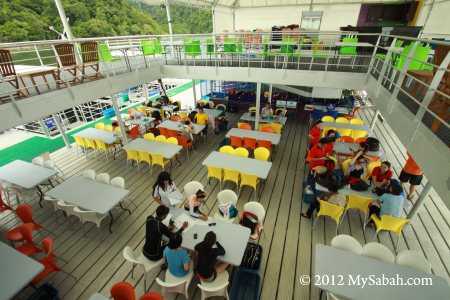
{"left": 301, "top": 11, "right": 323, "bottom": 31}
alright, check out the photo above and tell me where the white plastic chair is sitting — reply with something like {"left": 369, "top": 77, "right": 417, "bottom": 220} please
{"left": 57, "top": 200, "right": 81, "bottom": 227}
{"left": 184, "top": 181, "right": 204, "bottom": 197}
{"left": 110, "top": 176, "right": 137, "bottom": 209}
{"left": 95, "top": 173, "right": 110, "bottom": 184}
{"left": 243, "top": 202, "right": 266, "bottom": 240}
{"left": 81, "top": 169, "right": 96, "bottom": 180}
{"left": 362, "top": 242, "right": 395, "bottom": 263}
{"left": 43, "top": 196, "right": 62, "bottom": 223}
{"left": 197, "top": 271, "right": 230, "bottom": 300}
{"left": 32, "top": 156, "right": 44, "bottom": 166}
{"left": 122, "top": 246, "right": 165, "bottom": 293}
{"left": 155, "top": 267, "right": 194, "bottom": 299}
{"left": 41, "top": 151, "right": 64, "bottom": 175}
{"left": 396, "top": 250, "right": 431, "bottom": 273}
{"left": 74, "top": 207, "right": 109, "bottom": 233}
{"left": 213, "top": 190, "right": 238, "bottom": 223}
{"left": 42, "top": 160, "right": 63, "bottom": 184}
{"left": 330, "top": 234, "right": 363, "bottom": 255}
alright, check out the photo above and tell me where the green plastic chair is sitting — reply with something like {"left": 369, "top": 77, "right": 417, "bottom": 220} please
{"left": 236, "top": 38, "right": 243, "bottom": 55}
{"left": 375, "top": 40, "right": 404, "bottom": 61}
{"left": 338, "top": 37, "right": 358, "bottom": 68}
{"left": 141, "top": 40, "right": 156, "bottom": 56}
{"left": 313, "top": 43, "right": 330, "bottom": 58}
{"left": 206, "top": 38, "right": 216, "bottom": 56}
{"left": 155, "top": 39, "right": 163, "bottom": 54}
{"left": 183, "top": 39, "right": 192, "bottom": 57}
{"left": 394, "top": 43, "right": 430, "bottom": 71}
{"left": 98, "top": 44, "right": 120, "bottom": 62}
{"left": 223, "top": 38, "right": 237, "bottom": 54}
{"left": 292, "top": 39, "right": 305, "bottom": 58}
{"left": 267, "top": 37, "right": 295, "bottom": 57}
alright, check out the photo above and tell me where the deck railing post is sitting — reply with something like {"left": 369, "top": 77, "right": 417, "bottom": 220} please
{"left": 255, "top": 82, "right": 261, "bottom": 129}
{"left": 370, "top": 109, "right": 379, "bottom": 131}
{"left": 375, "top": 38, "right": 398, "bottom": 97}
{"left": 407, "top": 181, "right": 433, "bottom": 221}
{"left": 52, "top": 113, "right": 71, "bottom": 149}
{"left": 111, "top": 93, "right": 129, "bottom": 145}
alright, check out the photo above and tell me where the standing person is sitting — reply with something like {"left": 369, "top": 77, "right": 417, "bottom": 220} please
{"left": 308, "top": 120, "right": 323, "bottom": 148}
{"left": 143, "top": 205, "right": 188, "bottom": 261}
{"left": 399, "top": 152, "right": 423, "bottom": 200}
{"left": 153, "top": 172, "right": 181, "bottom": 207}
{"left": 158, "top": 79, "right": 167, "bottom": 97}
{"left": 184, "top": 190, "right": 209, "bottom": 221}
{"left": 368, "top": 184, "right": 404, "bottom": 227}
{"left": 308, "top": 138, "right": 331, "bottom": 170}
{"left": 195, "top": 231, "right": 228, "bottom": 282}
{"left": 260, "top": 103, "right": 273, "bottom": 118}
{"left": 164, "top": 234, "right": 191, "bottom": 277}
{"left": 371, "top": 161, "right": 393, "bottom": 194}
{"left": 194, "top": 108, "right": 209, "bottom": 136}
{"left": 181, "top": 120, "right": 194, "bottom": 142}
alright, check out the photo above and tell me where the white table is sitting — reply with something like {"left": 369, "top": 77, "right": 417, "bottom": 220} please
{"left": 202, "top": 108, "right": 223, "bottom": 118}
{"left": 47, "top": 177, "right": 130, "bottom": 233}
{"left": 226, "top": 128, "right": 281, "bottom": 145}
{"left": 323, "top": 121, "right": 372, "bottom": 133}
{"left": 110, "top": 114, "right": 155, "bottom": 126}
{"left": 0, "top": 242, "right": 44, "bottom": 299}
{"left": 240, "top": 113, "right": 287, "bottom": 125}
{"left": 202, "top": 151, "right": 272, "bottom": 180}
{"left": 316, "top": 182, "right": 375, "bottom": 199}
{"left": 89, "top": 293, "right": 109, "bottom": 300}
{"left": 306, "top": 105, "right": 352, "bottom": 114}
{"left": 333, "top": 142, "right": 385, "bottom": 160}
{"left": 73, "top": 128, "right": 120, "bottom": 144}
{"left": 124, "top": 138, "right": 182, "bottom": 159}
{"left": 315, "top": 244, "right": 450, "bottom": 300}
{"left": 170, "top": 208, "right": 251, "bottom": 266}
{"left": 157, "top": 120, "right": 205, "bottom": 135}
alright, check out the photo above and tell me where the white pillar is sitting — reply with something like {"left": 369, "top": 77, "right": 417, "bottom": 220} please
{"left": 370, "top": 109, "right": 379, "bottom": 131}
{"left": 255, "top": 82, "right": 261, "bottom": 129}
{"left": 142, "top": 83, "right": 149, "bottom": 104}
{"left": 165, "top": 0, "right": 174, "bottom": 55}
{"left": 407, "top": 181, "right": 432, "bottom": 221}
{"left": 54, "top": 0, "right": 75, "bottom": 40}
{"left": 52, "top": 113, "right": 71, "bottom": 149}
{"left": 111, "top": 94, "right": 129, "bottom": 145}
{"left": 192, "top": 80, "right": 197, "bottom": 104}
{"left": 232, "top": 8, "right": 236, "bottom": 31}
{"left": 38, "top": 118, "right": 51, "bottom": 138}
{"left": 268, "top": 84, "right": 273, "bottom": 104}
{"left": 212, "top": 6, "right": 216, "bottom": 34}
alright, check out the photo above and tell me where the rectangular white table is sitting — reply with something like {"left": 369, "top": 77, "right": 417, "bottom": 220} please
{"left": 47, "top": 176, "right": 130, "bottom": 233}
{"left": 333, "top": 142, "right": 385, "bottom": 160}
{"left": 202, "top": 108, "right": 223, "bottom": 118}
{"left": 203, "top": 151, "right": 272, "bottom": 180}
{"left": 307, "top": 104, "right": 352, "bottom": 114}
{"left": 169, "top": 207, "right": 251, "bottom": 266}
{"left": 110, "top": 114, "right": 155, "bottom": 126}
{"left": 0, "top": 242, "right": 44, "bottom": 299}
{"left": 315, "top": 244, "right": 450, "bottom": 300}
{"left": 240, "top": 113, "right": 287, "bottom": 125}
{"left": 226, "top": 128, "right": 281, "bottom": 145}
{"left": 157, "top": 120, "right": 205, "bottom": 135}
{"left": 316, "top": 182, "right": 375, "bottom": 199}
{"left": 73, "top": 128, "right": 120, "bottom": 144}
{"left": 323, "top": 121, "right": 372, "bottom": 133}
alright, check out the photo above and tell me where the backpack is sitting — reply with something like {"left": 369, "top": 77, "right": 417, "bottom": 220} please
{"left": 188, "top": 111, "right": 197, "bottom": 121}
{"left": 240, "top": 211, "right": 260, "bottom": 235}
{"left": 349, "top": 179, "right": 370, "bottom": 191}
{"left": 240, "top": 242, "right": 262, "bottom": 270}
{"left": 333, "top": 169, "right": 347, "bottom": 189}
{"left": 366, "top": 137, "right": 380, "bottom": 151}
{"left": 219, "top": 203, "right": 238, "bottom": 219}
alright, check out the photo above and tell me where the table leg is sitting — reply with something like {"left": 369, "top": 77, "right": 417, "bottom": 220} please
{"left": 37, "top": 185, "right": 45, "bottom": 208}
{"left": 109, "top": 211, "right": 114, "bottom": 233}
{"left": 119, "top": 202, "right": 132, "bottom": 215}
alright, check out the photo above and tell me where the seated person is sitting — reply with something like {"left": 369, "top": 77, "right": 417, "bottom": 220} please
{"left": 184, "top": 190, "right": 208, "bottom": 221}
{"left": 301, "top": 184, "right": 346, "bottom": 218}
{"left": 309, "top": 138, "right": 332, "bottom": 170}
{"left": 194, "top": 108, "right": 209, "bottom": 135}
{"left": 164, "top": 234, "right": 191, "bottom": 277}
{"left": 324, "top": 137, "right": 336, "bottom": 155}
{"left": 371, "top": 161, "right": 393, "bottom": 193}
{"left": 153, "top": 98, "right": 163, "bottom": 108}
{"left": 324, "top": 129, "right": 341, "bottom": 143}
{"left": 181, "top": 120, "right": 194, "bottom": 142}
{"left": 350, "top": 142, "right": 372, "bottom": 163}
{"left": 195, "top": 231, "right": 228, "bottom": 282}
{"left": 153, "top": 171, "right": 180, "bottom": 207}
{"left": 308, "top": 120, "right": 323, "bottom": 148}
{"left": 346, "top": 154, "right": 367, "bottom": 181}
{"left": 161, "top": 96, "right": 170, "bottom": 106}
{"left": 368, "top": 184, "right": 404, "bottom": 226}
{"left": 260, "top": 103, "right": 273, "bottom": 118}
{"left": 143, "top": 205, "right": 188, "bottom": 261}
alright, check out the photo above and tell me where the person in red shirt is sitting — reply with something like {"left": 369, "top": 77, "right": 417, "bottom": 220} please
{"left": 399, "top": 152, "right": 423, "bottom": 200}
{"left": 371, "top": 161, "right": 393, "bottom": 193}
{"left": 308, "top": 120, "right": 323, "bottom": 148}
{"left": 324, "top": 137, "right": 336, "bottom": 155}
{"left": 308, "top": 138, "right": 331, "bottom": 169}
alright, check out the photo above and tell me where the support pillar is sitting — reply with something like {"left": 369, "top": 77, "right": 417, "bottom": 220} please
{"left": 111, "top": 94, "right": 129, "bottom": 145}
{"left": 407, "top": 181, "right": 432, "bottom": 220}
{"left": 38, "top": 118, "right": 51, "bottom": 138}
{"left": 54, "top": 0, "right": 80, "bottom": 64}
{"left": 268, "top": 84, "right": 273, "bottom": 104}
{"left": 370, "top": 109, "right": 379, "bottom": 131}
{"left": 232, "top": 8, "right": 236, "bottom": 31}
{"left": 142, "top": 83, "right": 149, "bottom": 104}
{"left": 255, "top": 82, "right": 261, "bottom": 129}
{"left": 212, "top": 6, "right": 216, "bottom": 34}
{"left": 192, "top": 80, "right": 197, "bottom": 105}
{"left": 52, "top": 113, "right": 71, "bottom": 149}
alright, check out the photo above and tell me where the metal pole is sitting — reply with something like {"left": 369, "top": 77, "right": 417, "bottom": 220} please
{"left": 52, "top": 113, "right": 71, "bottom": 149}
{"left": 142, "top": 83, "right": 150, "bottom": 104}
{"left": 370, "top": 109, "right": 379, "bottom": 131}
{"left": 212, "top": 6, "right": 216, "bottom": 34}
{"left": 111, "top": 94, "right": 129, "bottom": 144}
{"left": 54, "top": 0, "right": 81, "bottom": 64}
{"left": 232, "top": 8, "right": 236, "bottom": 32}
{"left": 165, "top": 0, "right": 174, "bottom": 55}
{"left": 407, "top": 181, "right": 433, "bottom": 220}
{"left": 255, "top": 82, "right": 261, "bottom": 129}
{"left": 192, "top": 80, "right": 197, "bottom": 104}
{"left": 38, "top": 118, "right": 51, "bottom": 138}
{"left": 268, "top": 84, "right": 273, "bottom": 104}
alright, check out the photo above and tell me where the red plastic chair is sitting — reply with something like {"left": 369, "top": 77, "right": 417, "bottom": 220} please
{"left": 0, "top": 186, "right": 12, "bottom": 213}
{"left": 111, "top": 281, "right": 136, "bottom": 300}
{"left": 239, "top": 123, "right": 252, "bottom": 130}
{"left": 127, "top": 126, "right": 141, "bottom": 140}
{"left": 167, "top": 129, "right": 179, "bottom": 138}
{"left": 243, "top": 137, "right": 257, "bottom": 150}
{"left": 355, "top": 137, "right": 367, "bottom": 144}
{"left": 230, "top": 136, "right": 243, "bottom": 148}
{"left": 6, "top": 204, "right": 43, "bottom": 244}
{"left": 15, "top": 223, "right": 42, "bottom": 257}
{"left": 170, "top": 115, "right": 181, "bottom": 121}
{"left": 176, "top": 136, "right": 193, "bottom": 158}
{"left": 257, "top": 140, "right": 272, "bottom": 151}
{"left": 341, "top": 107, "right": 360, "bottom": 119}
{"left": 139, "top": 292, "right": 163, "bottom": 300}
{"left": 158, "top": 127, "right": 170, "bottom": 138}
{"left": 340, "top": 136, "right": 355, "bottom": 143}
{"left": 31, "top": 237, "right": 62, "bottom": 285}
{"left": 261, "top": 126, "right": 274, "bottom": 133}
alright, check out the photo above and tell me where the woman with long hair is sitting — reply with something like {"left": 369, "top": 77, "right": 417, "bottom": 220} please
{"left": 194, "top": 231, "right": 228, "bottom": 282}
{"left": 152, "top": 171, "right": 180, "bottom": 207}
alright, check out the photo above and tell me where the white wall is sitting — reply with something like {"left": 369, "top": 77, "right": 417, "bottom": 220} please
{"left": 215, "top": 4, "right": 361, "bottom": 32}
{"left": 416, "top": 0, "right": 450, "bottom": 38}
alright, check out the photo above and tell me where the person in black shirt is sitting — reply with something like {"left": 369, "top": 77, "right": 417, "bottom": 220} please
{"left": 194, "top": 231, "right": 228, "bottom": 282}
{"left": 143, "top": 205, "right": 188, "bottom": 261}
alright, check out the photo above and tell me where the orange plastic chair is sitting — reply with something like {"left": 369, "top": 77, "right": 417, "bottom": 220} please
{"left": 261, "top": 126, "right": 274, "bottom": 133}
{"left": 6, "top": 204, "right": 43, "bottom": 244}
{"left": 340, "top": 136, "right": 355, "bottom": 143}
{"left": 0, "top": 186, "right": 12, "bottom": 213}
{"left": 341, "top": 107, "right": 360, "bottom": 119}
{"left": 139, "top": 292, "right": 163, "bottom": 300}
{"left": 355, "top": 137, "right": 367, "bottom": 144}
{"left": 176, "top": 136, "right": 193, "bottom": 158}
{"left": 243, "top": 137, "right": 257, "bottom": 150}
{"left": 15, "top": 223, "right": 42, "bottom": 257}
{"left": 230, "top": 136, "right": 243, "bottom": 148}
{"left": 257, "top": 140, "right": 272, "bottom": 151}
{"left": 167, "top": 129, "right": 178, "bottom": 138}
{"left": 127, "top": 126, "right": 141, "bottom": 140}
{"left": 170, "top": 115, "right": 181, "bottom": 121}
{"left": 111, "top": 281, "right": 136, "bottom": 300}
{"left": 239, "top": 123, "right": 252, "bottom": 130}
{"left": 159, "top": 127, "right": 170, "bottom": 138}
{"left": 32, "top": 237, "right": 62, "bottom": 285}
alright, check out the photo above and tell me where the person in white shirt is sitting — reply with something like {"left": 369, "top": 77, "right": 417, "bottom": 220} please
{"left": 261, "top": 103, "right": 273, "bottom": 118}
{"left": 153, "top": 172, "right": 181, "bottom": 207}
{"left": 184, "top": 190, "right": 208, "bottom": 221}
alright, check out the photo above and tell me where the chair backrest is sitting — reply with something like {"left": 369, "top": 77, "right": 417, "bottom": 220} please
{"left": 261, "top": 126, "right": 274, "bottom": 133}
{"left": 16, "top": 203, "right": 34, "bottom": 224}
{"left": 170, "top": 115, "right": 181, "bottom": 121}
{"left": 166, "top": 137, "right": 178, "bottom": 145}
{"left": 176, "top": 135, "right": 190, "bottom": 148}
{"left": 270, "top": 123, "right": 283, "bottom": 134}
{"left": 339, "top": 37, "right": 358, "bottom": 54}
{"left": 234, "top": 147, "right": 249, "bottom": 158}
{"left": 74, "top": 136, "right": 86, "bottom": 147}
{"left": 322, "top": 116, "right": 335, "bottom": 122}
{"left": 18, "top": 223, "right": 35, "bottom": 244}
{"left": 41, "top": 237, "right": 60, "bottom": 271}
{"left": 144, "top": 133, "right": 155, "bottom": 140}
{"left": 96, "top": 173, "right": 110, "bottom": 184}
{"left": 351, "top": 130, "right": 367, "bottom": 140}
{"left": 95, "top": 122, "right": 105, "bottom": 130}
{"left": 98, "top": 44, "right": 113, "bottom": 62}
{"left": 395, "top": 250, "right": 431, "bottom": 273}
{"left": 141, "top": 40, "right": 156, "bottom": 56}
{"left": 243, "top": 202, "right": 265, "bottom": 224}
{"left": 346, "top": 194, "right": 373, "bottom": 213}
{"left": 217, "top": 189, "right": 238, "bottom": 206}
{"left": 379, "top": 215, "right": 409, "bottom": 235}
{"left": 110, "top": 281, "right": 136, "bottom": 300}
{"left": 254, "top": 147, "right": 270, "bottom": 161}
{"left": 330, "top": 234, "right": 363, "bottom": 255}
{"left": 155, "top": 135, "right": 167, "bottom": 143}
{"left": 110, "top": 177, "right": 125, "bottom": 189}
{"left": 230, "top": 136, "right": 243, "bottom": 148}
{"left": 216, "top": 104, "right": 226, "bottom": 112}
{"left": 349, "top": 118, "right": 364, "bottom": 125}
{"left": 239, "top": 123, "right": 252, "bottom": 130}
{"left": 243, "top": 137, "right": 257, "bottom": 149}
{"left": 366, "top": 161, "right": 382, "bottom": 179}
{"left": 362, "top": 242, "right": 395, "bottom": 263}
{"left": 43, "top": 160, "right": 56, "bottom": 170}
{"left": 81, "top": 169, "right": 96, "bottom": 180}
{"left": 167, "top": 130, "right": 178, "bottom": 138}
{"left": 184, "top": 181, "right": 204, "bottom": 197}
{"left": 0, "top": 49, "right": 16, "bottom": 77}
{"left": 340, "top": 136, "right": 355, "bottom": 143}
{"left": 139, "top": 292, "right": 164, "bottom": 300}
{"left": 197, "top": 271, "right": 229, "bottom": 298}
{"left": 335, "top": 117, "right": 349, "bottom": 124}
{"left": 125, "top": 149, "right": 139, "bottom": 161}
{"left": 32, "top": 156, "right": 45, "bottom": 166}
{"left": 219, "top": 145, "right": 235, "bottom": 154}
{"left": 80, "top": 42, "right": 99, "bottom": 63}
{"left": 138, "top": 151, "right": 151, "bottom": 163}
{"left": 318, "top": 200, "right": 344, "bottom": 224}
{"left": 355, "top": 137, "right": 367, "bottom": 144}
{"left": 104, "top": 124, "right": 113, "bottom": 131}
{"left": 54, "top": 44, "right": 77, "bottom": 67}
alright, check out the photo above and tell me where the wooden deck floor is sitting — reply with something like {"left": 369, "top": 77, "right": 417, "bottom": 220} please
{"left": 2, "top": 111, "right": 449, "bottom": 300}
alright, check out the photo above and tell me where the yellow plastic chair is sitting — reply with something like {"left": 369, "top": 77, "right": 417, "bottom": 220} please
{"left": 166, "top": 137, "right": 178, "bottom": 145}
{"left": 366, "top": 161, "right": 382, "bottom": 180}
{"left": 115, "top": 126, "right": 122, "bottom": 133}
{"left": 155, "top": 135, "right": 167, "bottom": 143}
{"left": 207, "top": 166, "right": 223, "bottom": 190}
{"left": 125, "top": 149, "right": 139, "bottom": 169}
{"left": 370, "top": 214, "right": 410, "bottom": 250}
{"left": 335, "top": 117, "right": 350, "bottom": 124}
{"left": 137, "top": 106, "right": 148, "bottom": 116}
{"left": 342, "top": 158, "right": 352, "bottom": 175}
{"left": 351, "top": 130, "right": 367, "bottom": 140}
{"left": 322, "top": 126, "right": 336, "bottom": 137}
{"left": 254, "top": 147, "right": 270, "bottom": 161}
{"left": 216, "top": 104, "right": 227, "bottom": 113}
{"left": 150, "top": 153, "right": 170, "bottom": 174}
{"left": 138, "top": 151, "right": 151, "bottom": 172}
{"left": 270, "top": 123, "right": 283, "bottom": 134}
{"left": 350, "top": 118, "right": 364, "bottom": 125}
{"left": 275, "top": 108, "right": 286, "bottom": 117}
{"left": 179, "top": 111, "right": 188, "bottom": 119}
{"left": 95, "top": 123, "right": 105, "bottom": 130}
{"left": 84, "top": 138, "right": 98, "bottom": 159}
{"left": 74, "top": 136, "right": 86, "bottom": 156}
{"left": 328, "top": 156, "right": 338, "bottom": 169}
{"left": 95, "top": 139, "right": 114, "bottom": 163}
{"left": 337, "top": 128, "right": 352, "bottom": 137}
{"left": 234, "top": 147, "right": 249, "bottom": 158}
{"left": 239, "top": 173, "right": 260, "bottom": 201}
{"left": 248, "top": 106, "right": 256, "bottom": 112}
{"left": 104, "top": 124, "right": 113, "bottom": 132}
{"left": 223, "top": 169, "right": 240, "bottom": 191}
{"left": 144, "top": 133, "right": 155, "bottom": 141}
{"left": 322, "top": 116, "right": 335, "bottom": 122}
{"left": 219, "top": 145, "right": 235, "bottom": 155}
{"left": 312, "top": 200, "right": 345, "bottom": 236}
{"left": 343, "top": 195, "right": 373, "bottom": 229}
